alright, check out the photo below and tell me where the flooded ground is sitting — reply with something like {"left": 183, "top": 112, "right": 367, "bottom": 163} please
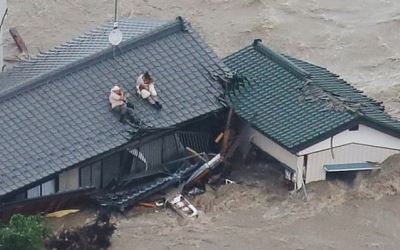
{"left": 108, "top": 154, "right": 400, "bottom": 250}
{"left": 46, "top": 154, "right": 400, "bottom": 250}
{"left": 4, "top": 1, "right": 400, "bottom": 249}
{"left": 110, "top": 195, "right": 400, "bottom": 250}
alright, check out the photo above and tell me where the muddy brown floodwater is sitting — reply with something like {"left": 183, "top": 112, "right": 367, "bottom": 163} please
{"left": 4, "top": 1, "right": 400, "bottom": 249}
{"left": 109, "top": 154, "right": 400, "bottom": 250}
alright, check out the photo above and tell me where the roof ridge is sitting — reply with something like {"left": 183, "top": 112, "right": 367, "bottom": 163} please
{"left": 284, "top": 54, "right": 387, "bottom": 110}
{"left": 5, "top": 18, "right": 170, "bottom": 71}
{"left": 252, "top": 39, "right": 311, "bottom": 80}
{"left": 0, "top": 17, "right": 186, "bottom": 102}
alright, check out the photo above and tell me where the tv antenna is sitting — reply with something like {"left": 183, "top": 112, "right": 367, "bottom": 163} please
{"left": 108, "top": 0, "right": 123, "bottom": 46}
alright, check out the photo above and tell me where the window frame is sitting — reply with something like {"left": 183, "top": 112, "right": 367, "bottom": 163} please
{"left": 79, "top": 161, "right": 104, "bottom": 189}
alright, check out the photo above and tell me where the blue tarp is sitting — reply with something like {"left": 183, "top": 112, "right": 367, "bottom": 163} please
{"left": 324, "top": 162, "right": 380, "bottom": 172}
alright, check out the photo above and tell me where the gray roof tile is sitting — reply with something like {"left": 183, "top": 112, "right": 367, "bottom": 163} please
{"left": 0, "top": 17, "right": 227, "bottom": 197}
{"left": 0, "top": 18, "right": 167, "bottom": 89}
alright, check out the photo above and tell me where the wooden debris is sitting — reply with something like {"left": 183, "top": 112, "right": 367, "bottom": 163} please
{"left": 9, "top": 27, "right": 28, "bottom": 54}
{"left": 46, "top": 209, "right": 80, "bottom": 218}
{"left": 214, "top": 132, "right": 224, "bottom": 143}
{"left": 45, "top": 220, "right": 116, "bottom": 250}
{"left": 224, "top": 133, "right": 244, "bottom": 161}
{"left": 221, "top": 108, "right": 234, "bottom": 156}
{"left": 138, "top": 202, "right": 157, "bottom": 208}
{"left": 167, "top": 194, "right": 198, "bottom": 218}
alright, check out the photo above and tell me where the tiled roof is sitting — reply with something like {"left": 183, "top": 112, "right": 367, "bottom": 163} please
{"left": 223, "top": 40, "right": 400, "bottom": 152}
{"left": 0, "top": 18, "right": 168, "bottom": 92}
{"left": 0, "top": 17, "right": 227, "bottom": 197}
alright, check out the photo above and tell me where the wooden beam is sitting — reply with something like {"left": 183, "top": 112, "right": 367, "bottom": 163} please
{"left": 221, "top": 108, "right": 234, "bottom": 157}
{"left": 9, "top": 27, "right": 28, "bottom": 54}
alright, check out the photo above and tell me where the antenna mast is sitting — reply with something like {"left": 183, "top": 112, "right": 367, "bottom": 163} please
{"left": 109, "top": 0, "right": 123, "bottom": 46}
{"left": 0, "top": 0, "right": 7, "bottom": 70}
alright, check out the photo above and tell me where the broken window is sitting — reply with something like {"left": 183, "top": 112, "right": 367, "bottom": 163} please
{"left": 102, "top": 152, "right": 121, "bottom": 188}
{"left": 128, "top": 131, "right": 209, "bottom": 175}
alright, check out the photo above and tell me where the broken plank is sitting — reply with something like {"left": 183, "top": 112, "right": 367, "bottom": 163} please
{"left": 9, "top": 27, "right": 28, "bottom": 54}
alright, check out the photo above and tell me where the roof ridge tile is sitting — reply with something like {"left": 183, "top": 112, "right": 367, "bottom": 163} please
{"left": 0, "top": 17, "right": 185, "bottom": 102}
{"left": 252, "top": 39, "right": 311, "bottom": 80}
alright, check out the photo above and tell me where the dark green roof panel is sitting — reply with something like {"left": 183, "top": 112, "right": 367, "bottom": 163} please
{"left": 223, "top": 40, "right": 400, "bottom": 151}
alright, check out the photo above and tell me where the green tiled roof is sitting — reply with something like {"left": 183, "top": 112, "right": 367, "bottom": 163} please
{"left": 223, "top": 40, "right": 400, "bottom": 152}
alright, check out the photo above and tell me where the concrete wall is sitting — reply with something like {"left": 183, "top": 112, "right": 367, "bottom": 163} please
{"left": 0, "top": 0, "right": 6, "bottom": 69}
{"left": 58, "top": 167, "right": 80, "bottom": 192}
{"left": 305, "top": 143, "right": 400, "bottom": 183}
{"left": 298, "top": 124, "right": 400, "bottom": 156}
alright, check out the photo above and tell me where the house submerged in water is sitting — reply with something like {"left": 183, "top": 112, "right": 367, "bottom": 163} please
{"left": 0, "top": 17, "right": 229, "bottom": 204}
{"left": 1, "top": 17, "right": 400, "bottom": 208}
{"left": 224, "top": 39, "right": 400, "bottom": 189}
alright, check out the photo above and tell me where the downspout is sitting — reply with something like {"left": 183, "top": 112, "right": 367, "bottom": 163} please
{"left": 330, "top": 136, "right": 335, "bottom": 159}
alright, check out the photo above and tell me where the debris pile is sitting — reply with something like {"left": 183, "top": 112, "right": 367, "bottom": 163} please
{"left": 45, "top": 213, "right": 115, "bottom": 250}
{"left": 167, "top": 194, "right": 199, "bottom": 218}
{"left": 352, "top": 154, "right": 400, "bottom": 199}
{"left": 97, "top": 152, "right": 223, "bottom": 213}
{"left": 299, "top": 80, "right": 370, "bottom": 114}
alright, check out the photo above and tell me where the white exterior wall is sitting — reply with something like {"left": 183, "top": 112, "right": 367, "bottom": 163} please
{"left": 240, "top": 125, "right": 303, "bottom": 188}
{"left": 297, "top": 124, "right": 400, "bottom": 183}
{"left": 0, "top": 0, "right": 6, "bottom": 68}
{"left": 298, "top": 124, "right": 400, "bottom": 156}
{"left": 240, "top": 123, "right": 400, "bottom": 187}
{"left": 251, "top": 128, "right": 298, "bottom": 169}
{"left": 305, "top": 143, "right": 400, "bottom": 183}
{"left": 58, "top": 167, "right": 80, "bottom": 192}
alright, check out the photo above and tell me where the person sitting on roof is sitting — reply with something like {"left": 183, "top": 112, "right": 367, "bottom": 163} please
{"left": 136, "top": 72, "right": 162, "bottom": 109}
{"left": 109, "top": 85, "right": 139, "bottom": 124}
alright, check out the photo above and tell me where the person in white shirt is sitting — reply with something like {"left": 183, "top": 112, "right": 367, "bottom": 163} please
{"left": 136, "top": 72, "right": 162, "bottom": 109}
{"left": 109, "top": 85, "right": 137, "bottom": 123}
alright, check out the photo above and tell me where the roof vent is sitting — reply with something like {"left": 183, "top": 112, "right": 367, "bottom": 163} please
{"left": 176, "top": 16, "right": 189, "bottom": 32}
{"left": 253, "top": 39, "right": 262, "bottom": 46}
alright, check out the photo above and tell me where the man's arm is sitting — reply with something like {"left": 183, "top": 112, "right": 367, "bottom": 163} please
{"left": 110, "top": 92, "right": 122, "bottom": 101}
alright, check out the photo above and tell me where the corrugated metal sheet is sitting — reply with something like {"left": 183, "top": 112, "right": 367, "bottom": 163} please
{"left": 324, "top": 162, "right": 378, "bottom": 172}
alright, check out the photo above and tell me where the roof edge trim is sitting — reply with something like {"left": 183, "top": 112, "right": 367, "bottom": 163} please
{"left": 252, "top": 39, "right": 311, "bottom": 80}
{"left": 0, "top": 17, "right": 186, "bottom": 102}
{"left": 359, "top": 116, "right": 400, "bottom": 139}
{"left": 292, "top": 118, "right": 361, "bottom": 153}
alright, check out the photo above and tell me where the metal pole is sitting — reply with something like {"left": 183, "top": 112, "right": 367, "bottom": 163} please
{"left": 0, "top": 0, "right": 7, "bottom": 70}
{"left": 114, "top": 0, "right": 118, "bottom": 23}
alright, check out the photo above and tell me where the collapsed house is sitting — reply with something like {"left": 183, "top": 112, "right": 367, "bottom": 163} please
{"left": 1, "top": 15, "right": 400, "bottom": 214}
{"left": 223, "top": 39, "right": 400, "bottom": 189}
{"left": 0, "top": 17, "right": 230, "bottom": 205}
